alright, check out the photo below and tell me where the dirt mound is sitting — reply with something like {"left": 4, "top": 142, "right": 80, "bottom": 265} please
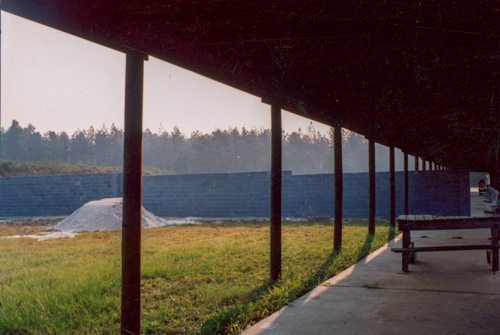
{"left": 53, "top": 198, "right": 169, "bottom": 232}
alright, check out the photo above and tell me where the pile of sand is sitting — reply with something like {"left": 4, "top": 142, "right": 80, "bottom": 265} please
{"left": 53, "top": 198, "right": 170, "bottom": 232}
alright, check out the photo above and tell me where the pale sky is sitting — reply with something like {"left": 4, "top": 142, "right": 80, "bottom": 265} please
{"left": 1, "top": 12, "right": 332, "bottom": 137}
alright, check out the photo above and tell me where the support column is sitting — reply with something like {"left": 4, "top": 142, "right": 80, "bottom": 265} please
{"left": 494, "top": 132, "right": 500, "bottom": 190}
{"left": 121, "top": 51, "right": 148, "bottom": 335}
{"left": 492, "top": 226, "right": 499, "bottom": 272}
{"left": 369, "top": 139, "right": 376, "bottom": 235}
{"left": 422, "top": 160, "right": 427, "bottom": 171}
{"left": 334, "top": 124, "right": 343, "bottom": 251}
{"left": 389, "top": 146, "right": 396, "bottom": 227}
{"left": 270, "top": 104, "right": 282, "bottom": 280}
{"left": 414, "top": 156, "right": 419, "bottom": 171}
{"left": 404, "top": 152, "right": 409, "bottom": 215}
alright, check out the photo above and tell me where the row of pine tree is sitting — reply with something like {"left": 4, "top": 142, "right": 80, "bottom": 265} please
{"left": 1, "top": 120, "right": 405, "bottom": 174}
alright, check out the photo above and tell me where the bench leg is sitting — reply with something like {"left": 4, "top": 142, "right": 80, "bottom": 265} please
{"left": 402, "top": 230, "right": 411, "bottom": 272}
{"left": 492, "top": 226, "right": 499, "bottom": 273}
{"left": 409, "top": 241, "right": 417, "bottom": 264}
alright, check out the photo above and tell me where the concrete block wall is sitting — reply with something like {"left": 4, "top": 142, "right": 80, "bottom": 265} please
{"left": 0, "top": 173, "right": 122, "bottom": 216}
{"left": 142, "top": 172, "right": 271, "bottom": 217}
{"left": 280, "top": 171, "right": 469, "bottom": 218}
{"left": 282, "top": 173, "right": 333, "bottom": 218}
{"left": 335, "top": 172, "right": 407, "bottom": 218}
{"left": 408, "top": 169, "right": 470, "bottom": 216}
{"left": 0, "top": 170, "right": 469, "bottom": 218}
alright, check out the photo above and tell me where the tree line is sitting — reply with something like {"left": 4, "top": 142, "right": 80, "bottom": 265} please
{"left": 0, "top": 120, "right": 405, "bottom": 175}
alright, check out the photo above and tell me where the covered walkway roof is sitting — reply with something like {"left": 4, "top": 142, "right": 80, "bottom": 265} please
{"left": 3, "top": 0, "right": 499, "bottom": 172}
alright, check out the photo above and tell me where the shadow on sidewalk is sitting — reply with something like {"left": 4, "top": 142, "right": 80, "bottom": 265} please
{"left": 199, "top": 248, "right": 341, "bottom": 334}
{"left": 200, "top": 225, "right": 394, "bottom": 334}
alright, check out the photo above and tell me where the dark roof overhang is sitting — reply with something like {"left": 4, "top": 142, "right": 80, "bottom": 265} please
{"left": 3, "top": 0, "right": 499, "bottom": 171}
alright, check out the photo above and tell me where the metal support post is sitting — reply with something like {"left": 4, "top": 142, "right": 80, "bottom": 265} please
{"left": 423, "top": 160, "right": 427, "bottom": 171}
{"left": 404, "top": 152, "right": 409, "bottom": 215}
{"left": 494, "top": 133, "right": 500, "bottom": 190}
{"left": 414, "top": 156, "right": 419, "bottom": 171}
{"left": 270, "top": 104, "right": 282, "bottom": 280}
{"left": 369, "top": 139, "right": 376, "bottom": 235}
{"left": 402, "top": 230, "right": 411, "bottom": 272}
{"left": 389, "top": 146, "right": 395, "bottom": 227}
{"left": 121, "top": 50, "right": 148, "bottom": 335}
{"left": 334, "top": 124, "right": 343, "bottom": 251}
{"left": 492, "top": 225, "right": 499, "bottom": 273}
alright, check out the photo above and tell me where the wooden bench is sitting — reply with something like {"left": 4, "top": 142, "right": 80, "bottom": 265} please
{"left": 391, "top": 215, "right": 499, "bottom": 273}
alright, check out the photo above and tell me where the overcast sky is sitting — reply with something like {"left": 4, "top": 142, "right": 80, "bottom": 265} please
{"left": 1, "top": 12, "right": 332, "bottom": 136}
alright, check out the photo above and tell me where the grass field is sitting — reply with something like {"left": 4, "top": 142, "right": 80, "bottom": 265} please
{"left": 0, "top": 160, "right": 174, "bottom": 177}
{"left": 0, "top": 219, "right": 395, "bottom": 334}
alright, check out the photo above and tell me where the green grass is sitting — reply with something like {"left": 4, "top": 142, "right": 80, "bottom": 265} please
{"left": 0, "top": 160, "right": 174, "bottom": 177}
{"left": 0, "top": 220, "right": 393, "bottom": 334}
{"left": 362, "top": 281, "right": 382, "bottom": 289}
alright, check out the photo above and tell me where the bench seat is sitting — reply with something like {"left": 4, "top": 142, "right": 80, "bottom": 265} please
{"left": 392, "top": 244, "right": 500, "bottom": 253}
{"left": 394, "top": 215, "right": 499, "bottom": 273}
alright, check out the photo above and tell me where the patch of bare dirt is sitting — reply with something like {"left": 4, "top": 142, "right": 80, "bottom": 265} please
{"left": 0, "top": 224, "right": 53, "bottom": 237}
{"left": 0, "top": 216, "right": 64, "bottom": 237}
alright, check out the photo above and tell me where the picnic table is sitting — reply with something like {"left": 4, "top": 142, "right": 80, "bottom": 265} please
{"left": 392, "top": 215, "right": 500, "bottom": 273}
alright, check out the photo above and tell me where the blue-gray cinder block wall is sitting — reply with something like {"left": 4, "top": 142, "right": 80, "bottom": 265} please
{"left": 0, "top": 170, "right": 470, "bottom": 217}
{"left": 0, "top": 173, "right": 122, "bottom": 217}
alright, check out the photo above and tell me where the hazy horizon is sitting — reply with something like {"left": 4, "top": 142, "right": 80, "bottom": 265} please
{"left": 1, "top": 12, "right": 332, "bottom": 137}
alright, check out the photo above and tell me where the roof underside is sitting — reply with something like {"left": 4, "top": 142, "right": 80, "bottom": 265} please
{"left": 3, "top": 0, "right": 500, "bottom": 172}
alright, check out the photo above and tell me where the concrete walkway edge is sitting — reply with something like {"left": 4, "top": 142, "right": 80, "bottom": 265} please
{"left": 242, "top": 191, "right": 500, "bottom": 335}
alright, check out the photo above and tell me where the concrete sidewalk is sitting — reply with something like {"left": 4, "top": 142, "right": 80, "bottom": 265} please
{"left": 242, "top": 192, "right": 500, "bottom": 335}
